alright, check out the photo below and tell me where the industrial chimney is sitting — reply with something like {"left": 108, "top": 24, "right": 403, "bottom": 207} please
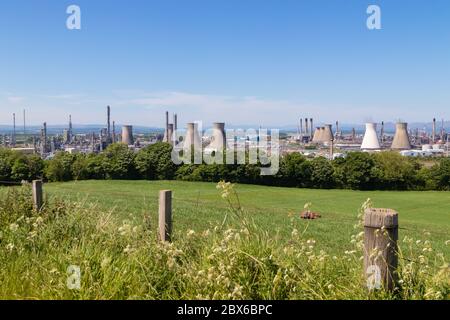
{"left": 174, "top": 114, "right": 178, "bottom": 131}
{"left": 165, "top": 111, "right": 169, "bottom": 142}
{"left": 391, "top": 122, "right": 411, "bottom": 150}
{"left": 432, "top": 118, "right": 436, "bottom": 143}
{"left": 310, "top": 118, "right": 314, "bottom": 138}
{"left": 12, "top": 113, "right": 16, "bottom": 147}
{"left": 121, "top": 125, "right": 134, "bottom": 145}
{"left": 107, "top": 106, "right": 111, "bottom": 143}
{"left": 335, "top": 121, "right": 340, "bottom": 138}
{"left": 112, "top": 121, "right": 116, "bottom": 143}
{"left": 305, "top": 118, "right": 309, "bottom": 138}
{"left": 299, "top": 119, "right": 303, "bottom": 138}
{"left": 361, "top": 123, "right": 381, "bottom": 150}
{"left": 163, "top": 124, "right": 174, "bottom": 145}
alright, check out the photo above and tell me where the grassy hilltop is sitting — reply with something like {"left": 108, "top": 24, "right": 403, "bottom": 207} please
{"left": 1, "top": 180, "right": 449, "bottom": 299}
{"left": 45, "top": 180, "right": 450, "bottom": 254}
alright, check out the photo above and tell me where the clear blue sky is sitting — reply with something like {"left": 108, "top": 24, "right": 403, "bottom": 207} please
{"left": 1, "top": 0, "right": 449, "bottom": 127}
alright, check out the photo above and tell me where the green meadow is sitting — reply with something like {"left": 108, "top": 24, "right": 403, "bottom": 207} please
{"left": 1, "top": 180, "right": 448, "bottom": 299}
{"left": 44, "top": 180, "right": 450, "bottom": 254}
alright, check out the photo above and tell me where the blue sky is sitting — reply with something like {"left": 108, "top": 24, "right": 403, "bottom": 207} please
{"left": 1, "top": 0, "right": 450, "bottom": 127}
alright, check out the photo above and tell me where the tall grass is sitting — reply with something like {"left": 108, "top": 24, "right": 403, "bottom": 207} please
{"left": 0, "top": 183, "right": 448, "bottom": 300}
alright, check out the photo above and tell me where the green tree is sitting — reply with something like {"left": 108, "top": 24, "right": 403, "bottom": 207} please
{"left": 135, "top": 143, "right": 177, "bottom": 180}
{"left": 0, "top": 148, "right": 13, "bottom": 182}
{"left": 310, "top": 157, "right": 335, "bottom": 189}
{"left": 433, "top": 158, "right": 450, "bottom": 190}
{"left": 278, "top": 153, "right": 311, "bottom": 187}
{"left": 11, "top": 157, "right": 30, "bottom": 181}
{"left": 102, "top": 143, "right": 137, "bottom": 179}
{"left": 339, "top": 152, "right": 378, "bottom": 190}
{"left": 28, "top": 155, "right": 44, "bottom": 180}
{"left": 373, "top": 152, "right": 419, "bottom": 190}
{"left": 44, "top": 152, "right": 76, "bottom": 182}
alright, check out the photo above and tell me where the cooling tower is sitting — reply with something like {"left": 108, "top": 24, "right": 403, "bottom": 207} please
{"left": 121, "top": 125, "right": 134, "bottom": 145}
{"left": 183, "top": 122, "right": 202, "bottom": 150}
{"left": 391, "top": 122, "right": 411, "bottom": 150}
{"left": 312, "top": 127, "right": 321, "bottom": 143}
{"left": 207, "top": 122, "right": 226, "bottom": 151}
{"left": 163, "top": 124, "right": 174, "bottom": 144}
{"left": 318, "top": 127, "right": 326, "bottom": 142}
{"left": 322, "top": 124, "right": 333, "bottom": 142}
{"left": 361, "top": 123, "right": 381, "bottom": 150}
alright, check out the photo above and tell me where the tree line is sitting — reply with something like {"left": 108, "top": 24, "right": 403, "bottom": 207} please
{"left": 0, "top": 143, "right": 449, "bottom": 191}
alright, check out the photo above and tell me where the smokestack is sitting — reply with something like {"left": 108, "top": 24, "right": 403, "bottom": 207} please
{"left": 305, "top": 118, "right": 309, "bottom": 138}
{"left": 391, "top": 122, "right": 411, "bottom": 150}
{"left": 163, "top": 124, "right": 174, "bottom": 145}
{"left": 432, "top": 118, "right": 436, "bottom": 143}
{"left": 361, "top": 123, "right": 381, "bottom": 150}
{"left": 40, "top": 122, "right": 47, "bottom": 155}
{"left": 310, "top": 118, "right": 314, "bottom": 138}
{"left": 91, "top": 132, "right": 95, "bottom": 152}
{"left": 112, "top": 121, "right": 116, "bottom": 143}
{"left": 165, "top": 111, "right": 169, "bottom": 142}
{"left": 174, "top": 114, "right": 178, "bottom": 131}
{"left": 69, "top": 115, "right": 73, "bottom": 143}
{"left": 299, "top": 118, "right": 303, "bottom": 136}
{"left": 121, "top": 125, "right": 134, "bottom": 145}
{"left": 12, "top": 113, "right": 16, "bottom": 147}
{"left": 352, "top": 128, "right": 356, "bottom": 142}
{"left": 107, "top": 106, "right": 111, "bottom": 142}
{"left": 380, "top": 121, "right": 385, "bottom": 143}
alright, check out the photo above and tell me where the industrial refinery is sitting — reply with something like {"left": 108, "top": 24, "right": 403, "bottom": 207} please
{"left": 0, "top": 107, "right": 449, "bottom": 161}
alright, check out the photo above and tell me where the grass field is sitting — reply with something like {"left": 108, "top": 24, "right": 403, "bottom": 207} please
{"left": 44, "top": 180, "right": 450, "bottom": 255}
{"left": 1, "top": 180, "right": 449, "bottom": 299}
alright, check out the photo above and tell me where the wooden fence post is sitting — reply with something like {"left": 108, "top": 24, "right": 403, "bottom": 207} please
{"left": 159, "top": 190, "right": 172, "bottom": 242}
{"left": 32, "top": 180, "right": 43, "bottom": 211}
{"left": 364, "top": 208, "right": 399, "bottom": 292}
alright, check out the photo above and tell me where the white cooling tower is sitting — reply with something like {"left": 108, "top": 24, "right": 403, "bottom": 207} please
{"left": 207, "top": 122, "right": 226, "bottom": 151}
{"left": 361, "top": 123, "right": 381, "bottom": 150}
{"left": 183, "top": 122, "right": 202, "bottom": 150}
{"left": 121, "top": 125, "right": 134, "bottom": 145}
{"left": 391, "top": 122, "right": 411, "bottom": 150}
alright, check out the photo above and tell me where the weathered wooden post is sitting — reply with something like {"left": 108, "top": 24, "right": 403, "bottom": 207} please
{"left": 158, "top": 190, "right": 172, "bottom": 242}
{"left": 364, "top": 208, "right": 399, "bottom": 291}
{"left": 32, "top": 180, "right": 43, "bottom": 211}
